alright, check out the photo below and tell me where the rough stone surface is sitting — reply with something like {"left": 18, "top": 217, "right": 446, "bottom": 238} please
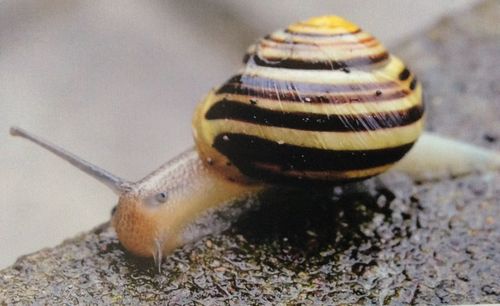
{"left": 1, "top": 1, "right": 499, "bottom": 304}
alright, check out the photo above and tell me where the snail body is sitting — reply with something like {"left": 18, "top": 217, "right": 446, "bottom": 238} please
{"left": 10, "top": 16, "right": 500, "bottom": 267}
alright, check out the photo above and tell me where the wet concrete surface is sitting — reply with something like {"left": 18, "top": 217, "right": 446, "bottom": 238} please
{"left": 1, "top": 1, "right": 499, "bottom": 304}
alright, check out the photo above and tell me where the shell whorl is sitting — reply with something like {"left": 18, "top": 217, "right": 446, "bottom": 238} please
{"left": 193, "top": 16, "right": 424, "bottom": 185}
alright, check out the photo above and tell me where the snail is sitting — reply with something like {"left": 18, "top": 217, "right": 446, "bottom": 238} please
{"left": 10, "top": 16, "right": 500, "bottom": 269}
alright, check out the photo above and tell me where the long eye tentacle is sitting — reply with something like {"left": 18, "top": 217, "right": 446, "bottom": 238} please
{"left": 10, "top": 126, "right": 132, "bottom": 194}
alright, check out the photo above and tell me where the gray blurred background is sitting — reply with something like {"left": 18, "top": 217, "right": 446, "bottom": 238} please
{"left": 0, "top": 0, "right": 479, "bottom": 268}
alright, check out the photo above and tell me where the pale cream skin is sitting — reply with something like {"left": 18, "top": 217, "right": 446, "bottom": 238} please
{"left": 112, "top": 149, "right": 262, "bottom": 261}
{"left": 9, "top": 127, "right": 500, "bottom": 269}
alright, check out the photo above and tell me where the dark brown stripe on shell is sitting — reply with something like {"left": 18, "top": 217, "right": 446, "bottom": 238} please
{"left": 217, "top": 83, "right": 409, "bottom": 104}
{"left": 245, "top": 51, "right": 389, "bottom": 70}
{"left": 284, "top": 28, "right": 362, "bottom": 37}
{"left": 262, "top": 36, "right": 379, "bottom": 48}
{"left": 399, "top": 68, "right": 410, "bottom": 81}
{"left": 409, "top": 77, "right": 417, "bottom": 90}
{"left": 216, "top": 75, "right": 403, "bottom": 103}
{"left": 212, "top": 133, "right": 415, "bottom": 179}
{"left": 205, "top": 99, "right": 424, "bottom": 132}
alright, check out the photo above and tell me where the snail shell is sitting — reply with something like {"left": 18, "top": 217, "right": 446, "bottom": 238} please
{"left": 193, "top": 16, "right": 424, "bottom": 185}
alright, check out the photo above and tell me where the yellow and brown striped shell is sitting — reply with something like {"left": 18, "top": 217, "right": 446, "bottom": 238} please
{"left": 193, "top": 16, "right": 424, "bottom": 185}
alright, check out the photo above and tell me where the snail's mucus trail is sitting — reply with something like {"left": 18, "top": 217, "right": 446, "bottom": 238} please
{"left": 205, "top": 99, "right": 423, "bottom": 132}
